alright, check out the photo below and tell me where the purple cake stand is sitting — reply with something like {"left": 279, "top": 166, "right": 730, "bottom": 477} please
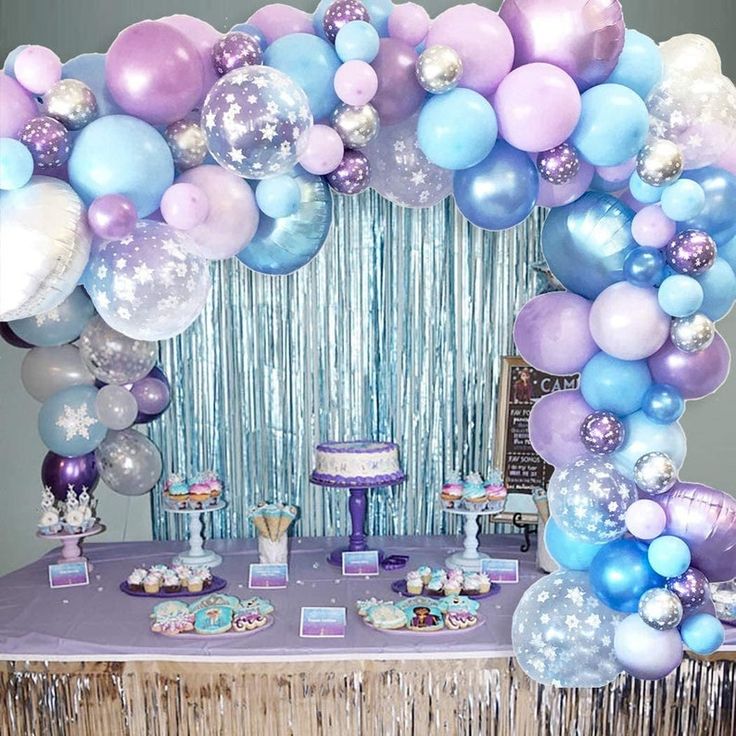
{"left": 310, "top": 472, "right": 406, "bottom": 568}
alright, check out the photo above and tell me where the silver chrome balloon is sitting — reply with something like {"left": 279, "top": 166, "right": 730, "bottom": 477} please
{"left": 331, "top": 103, "right": 380, "bottom": 148}
{"left": 164, "top": 119, "right": 209, "bottom": 171}
{"left": 42, "top": 79, "right": 98, "bottom": 130}
{"left": 671, "top": 313, "right": 715, "bottom": 353}
{"left": 638, "top": 588, "right": 683, "bottom": 630}
{"left": 633, "top": 451, "right": 678, "bottom": 494}
{"left": 416, "top": 45, "right": 463, "bottom": 94}
{"left": 636, "top": 139, "right": 683, "bottom": 187}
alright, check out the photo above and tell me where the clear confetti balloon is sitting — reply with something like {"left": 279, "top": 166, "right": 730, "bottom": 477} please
{"left": 85, "top": 221, "right": 211, "bottom": 341}
{"left": 95, "top": 428, "right": 162, "bottom": 496}
{"left": 633, "top": 451, "right": 678, "bottom": 494}
{"left": 512, "top": 570, "right": 624, "bottom": 687}
{"left": 659, "top": 34, "right": 722, "bottom": 78}
{"left": 78, "top": 315, "right": 157, "bottom": 385}
{"left": 164, "top": 120, "right": 208, "bottom": 171}
{"left": 41, "top": 78, "right": 98, "bottom": 130}
{"left": 201, "top": 66, "right": 313, "bottom": 179}
{"left": 548, "top": 456, "right": 637, "bottom": 543}
{"left": 363, "top": 113, "right": 453, "bottom": 207}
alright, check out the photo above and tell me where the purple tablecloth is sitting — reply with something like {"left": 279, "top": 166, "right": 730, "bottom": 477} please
{"left": 1, "top": 534, "right": 733, "bottom": 662}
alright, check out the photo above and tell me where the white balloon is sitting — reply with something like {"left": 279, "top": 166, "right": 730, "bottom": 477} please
{"left": 95, "top": 385, "right": 138, "bottom": 430}
{"left": 21, "top": 345, "right": 95, "bottom": 402}
{"left": 0, "top": 176, "right": 92, "bottom": 321}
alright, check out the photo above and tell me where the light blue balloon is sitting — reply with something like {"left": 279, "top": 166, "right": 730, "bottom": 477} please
{"left": 681, "top": 166, "right": 736, "bottom": 246}
{"left": 418, "top": 89, "right": 497, "bottom": 171}
{"left": 629, "top": 172, "right": 662, "bottom": 204}
{"left": 0, "top": 138, "right": 34, "bottom": 190}
{"left": 255, "top": 175, "right": 301, "bottom": 219}
{"left": 571, "top": 84, "right": 649, "bottom": 166}
{"left": 313, "top": 0, "right": 393, "bottom": 38}
{"left": 624, "top": 246, "right": 665, "bottom": 287}
{"left": 544, "top": 519, "right": 607, "bottom": 571}
{"left": 720, "top": 234, "right": 736, "bottom": 272}
{"left": 641, "top": 383, "right": 685, "bottom": 424}
{"left": 580, "top": 353, "right": 652, "bottom": 416}
{"left": 658, "top": 274, "right": 704, "bottom": 317}
{"left": 264, "top": 34, "right": 341, "bottom": 121}
{"left": 335, "top": 21, "right": 380, "bottom": 62}
{"left": 9, "top": 287, "right": 95, "bottom": 346}
{"left": 647, "top": 536, "right": 691, "bottom": 578}
{"left": 541, "top": 192, "right": 637, "bottom": 299}
{"left": 696, "top": 258, "right": 736, "bottom": 321}
{"left": 228, "top": 23, "right": 267, "bottom": 50}
{"left": 68, "top": 115, "right": 174, "bottom": 217}
{"left": 453, "top": 140, "right": 538, "bottom": 231}
{"left": 613, "top": 411, "right": 687, "bottom": 480}
{"left": 62, "top": 52, "right": 123, "bottom": 117}
{"left": 680, "top": 613, "right": 725, "bottom": 655}
{"left": 3, "top": 45, "right": 28, "bottom": 78}
{"left": 661, "top": 179, "right": 705, "bottom": 221}
{"left": 238, "top": 168, "right": 332, "bottom": 275}
{"left": 606, "top": 30, "right": 662, "bottom": 99}
{"left": 38, "top": 384, "right": 107, "bottom": 457}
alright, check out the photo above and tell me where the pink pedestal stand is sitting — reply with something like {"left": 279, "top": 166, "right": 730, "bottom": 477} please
{"left": 36, "top": 524, "right": 105, "bottom": 571}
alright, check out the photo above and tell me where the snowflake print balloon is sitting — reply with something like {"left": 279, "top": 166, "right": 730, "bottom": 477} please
{"left": 38, "top": 384, "right": 107, "bottom": 456}
{"left": 201, "top": 66, "right": 313, "bottom": 180}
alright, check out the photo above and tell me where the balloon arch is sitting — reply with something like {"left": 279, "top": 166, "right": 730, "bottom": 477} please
{"left": 1, "top": 0, "right": 735, "bottom": 688}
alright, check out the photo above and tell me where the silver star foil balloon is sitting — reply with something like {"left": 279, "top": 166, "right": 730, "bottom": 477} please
{"left": 331, "top": 103, "right": 380, "bottom": 148}
{"left": 636, "top": 139, "right": 683, "bottom": 187}
{"left": 164, "top": 120, "right": 209, "bottom": 171}
{"left": 671, "top": 313, "right": 716, "bottom": 353}
{"left": 42, "top": 79, "right": 98, "bottom": 130}
{"left": 633, "top": 451, "right": 678, "bottom": 494}
{"left": 416, "top": 45, "right": 463, "bottom": 94}
{"left": 638, "top": 588, "right": 683, "bottom": 630}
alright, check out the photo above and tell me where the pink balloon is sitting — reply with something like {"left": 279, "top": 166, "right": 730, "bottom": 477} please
{"left": 499, "top": 0, "right": 625, "bottom": 90}
{"left": 388, "top": 3, "right": 430, "bottom": 46}
{"left": 176, "top": 165, "right": 259, "bottom": 259}
{"left": 589, "top": 283, "right": 670, "bottom": 360}
{"left": 106, "top": 20, "right": 205, "bottom": 126}
{"left": 370, "top": 39, "right": 426, "bottom": 126}
{"left": 247, "top": 4, "right": 314, "bottom": 44}
{"left": 13, "top": 45, "right": 61, "bottom": 95}
{"left": 334, "top": 60, "right": 378, "bottom": 106}
{"left": 160, "top": 183, "right": 210, "bottom": 231}
{"left": 88, "top": 194, "right": 137, "bottom": 240}
{"left": 537, "top": 160, "right": 594, "bottom": 207}
{"left": 493, "top": 63, "right": 581, "bottom": 152}
{"left": 0, "top": 73, "right": 38, "bottom": 139}
{"left": 513, "top": 292, "right": 598, "bottom": 374}
{"left": 529, "top": 389, "right": 591, "bottom": 468}
{"left": 632, "top": 205, "right": 677, "bottom": 248}
{"left": 298, "top": 124, "right": 345, "bottom": 175}
{"left": 426, "top": 5, "right": 514, "bottom": 96}
{"left": 625, "top": 499, "right": 666, "bottom": 540}
{"left": 648, "top": 333, "right": 731, "bottom": 400}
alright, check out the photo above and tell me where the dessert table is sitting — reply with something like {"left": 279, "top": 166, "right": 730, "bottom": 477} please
{"left": 0, "top": 534, "right": 733, "bottom": 736}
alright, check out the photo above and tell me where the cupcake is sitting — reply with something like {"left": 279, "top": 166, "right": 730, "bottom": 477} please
{"left": 144, "top": 573, "right": 161, "bottom": 594}
{"left": 188, "top": 481, "right": 211, "bottom": 510}
{"left": 484, "top": 470, "right": 507, "bottom": 512}
{"left": 406, "top": 571, "right": 424, "bottom": 595}
{"left": 127, "top": 568, "right": 147, "bottom": 592}
{"left": 417, "top": 565, "right": 432, "bottom": 586}
{"left": 165, "top": 474, "right": 189, "bottom": 509}
{"left": 162, "top": 571, "right": 181, "bottom": 594}
{"left": 440, "top": 470, "right": 464, "bottom": 509}
{"left": 443, "top": 577, "right": 462, "bottom": 596}
{"left": 477, "top": 572, "right": 491, "bottom": 594}
{"left": 462, "top": 472, "right": 488, "bottom": 510}
{"left": 174, "top": 565, "right": 192, "bottom": 586}
{"left": 187, "top": 573, "right": 204, "bottom": 593}
{"left": 194, "top": 566, "right": 213, "bottom": 589}
{"left": 38, "top": 508, "right": 62, "bottom": 535}
{"left": 150, "top": 564, "right": 169, "bottom": 577}
{"left": 463, "top": 573, "right": 482, "bottom": 594}
{"left": 427, "top": 570, "right": 446, "bottom": 593}
{"left": 63, "top": 507, "right": 87, "bottom": 534}
{"left": 201, "top": 471, "right": 223, "bottom": 506}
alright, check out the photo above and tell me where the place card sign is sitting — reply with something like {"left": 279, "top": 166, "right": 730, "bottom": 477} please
{"left": 249, "top": 563, "right": 288, "bottom": 589}
{"left": 342, "top": 550, "right": 380, "bottom": 576}
{"left": 481, "top": 558, "right": 519, "bottom": 584}
{"left": 48, "top": 560, "right": 89, "bottom": 588}
{"left": 300, "top": 607, "right": 346, "bottom": 638}
{"left": 494, "top": 356, "right": 579, "bottom": 493}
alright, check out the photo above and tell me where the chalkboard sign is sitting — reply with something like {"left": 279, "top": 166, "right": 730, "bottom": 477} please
{"left": 493, "top": 356, "right": 579, "bottom": 494}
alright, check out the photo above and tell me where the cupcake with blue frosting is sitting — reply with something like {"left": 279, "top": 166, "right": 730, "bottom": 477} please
{"left": 462, "top": 472, "right": 487, "bottom": 510}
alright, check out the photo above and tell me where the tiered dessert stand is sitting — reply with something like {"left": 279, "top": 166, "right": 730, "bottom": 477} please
{"left": 443, "top": 508, "right": 500, "bottom": 572}
{"left": 165, "top": 502, "right": 226, "bottom": 568}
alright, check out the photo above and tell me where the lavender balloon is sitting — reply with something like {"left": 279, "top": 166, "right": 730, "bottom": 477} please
{"left": 537, "top": 143, "right": 580, "bottom": 185}
{"left": 326, "top": 149, "right": 371, "bottom": 194}
{"left": 201, "top": 66, "right": 312, "bottom": 180}
{"left": 666, "top": 567, "right": 709, "bottom": 609}
{"left": 370, "top": 39, "right": 425, "bottom": 126}
{"left": 323, "top": 0, "right": 370, "bottom": 43}
{"left": 580, "top": 411, "right": 625, "bottom": 455}
{"left": 212, "top": 32, "right": 262, "bottom": 76}
{"left": 528, "top": 389, "right": 591, "bottom": 468}
{"left": 657, "top": 482, "right": 736, "bottom": 582}
{"left": 130, "top": 367, "right": 171, "bottom": 418}
{"left": 88, "top": 194, "right": 137, "bottom": 240}
{"left": 665, "top": 230, "right": 717, "bottom": 275}
{"left": 41, "top": 450, "right": 99, "bottom": 501}
{"left": 19, "top": 116, "right": 70, "bottom": 169}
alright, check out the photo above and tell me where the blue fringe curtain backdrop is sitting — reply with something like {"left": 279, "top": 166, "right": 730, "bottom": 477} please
{"left": 149, "top": 193, "right": 546, "bottom": 541}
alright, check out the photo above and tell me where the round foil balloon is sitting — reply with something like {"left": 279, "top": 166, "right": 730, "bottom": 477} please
{"left": 95, "top": 428, "right": 162, "bottom": 496}
{"left": 633, "top": 451, "right": 678, "bottom": 494}
{"left": 0, "top": 177, "right": 92, "bottom": 321}
{"left": 512, "top": 570, "right": 624, "bottom": 687}
{"left": 85, "top": 221, "right": 211, "bottom": 341}
{"left": 164, "top": 120, "right": 208, "bottom": 172}
{"left": 41, "top": 78, "right": 98, "bottom": 130}
{"left": 201, "top": 66, "right": 313, "bottom": 179}
{"left": 638, "top": 588, "right": 683, "bottom": 630}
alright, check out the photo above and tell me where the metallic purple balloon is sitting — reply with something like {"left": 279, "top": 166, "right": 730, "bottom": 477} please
{"left": 371, "top": 38, "right": 425, "bottom": 126}
{"left": 131, "top": 366, "right": 171, "bottom": 419}
{"left": 212, "top": 32, "right": 262, "bottom": 76}
{"left": 528, "top": 389, "right": 591, "bottom": 467}
{"left": 41, "top": 451, "right": 99, "bottom": 502}
{"left": 326, "top": 149, "right": 371, "bottom": 194}
{"left": 657, "top": 482, "right": 736, "bottom": 582}
{"left": 580, "top": 411, "right": 625, "bottom": 455}
{"left": 19, "top": 115, "right": 71, "bottom": 169}
{"left": 323, "top": 0, "right": 370, "bottom": 43}
{"left": 537, "top": 143, "right": 581, "bottom": 185}
{"left": 665, "top": 230, "right": 717, "bottom": 275}
{"left": 88, "top": 194, "right": 137, "bottom": 240}
{"left": 666, "top": 567, "right": 709, "bottom": 609}
{"left": 498, "top": 0, "right": 625, "bottom": 90}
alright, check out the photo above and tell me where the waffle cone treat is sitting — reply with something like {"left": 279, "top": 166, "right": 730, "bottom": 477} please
{"left": 248, "top": 502, "right": 299, "bottom": 543}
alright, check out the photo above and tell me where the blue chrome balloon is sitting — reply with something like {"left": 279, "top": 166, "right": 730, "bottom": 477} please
{"left": 682, "top": 167, "right": 736, "bottom": 246}
{"left": 624, "top": 246, "right": 666, "bottom": 287}
{"left": 237, "top": 168, "right": 332, "bottom": 275}
{"left": 606, "top": 30, "right": 662, "bottom": 100}
{"left": 453, "top": 140, "right": 538, "bottom": 231}
{"left": 62, "top": 53, "right": 123, "bottom": 117}
{"left": 696, "top": 258, "right": 736, "bottom": 322}
{"left": 541, "top": 192, "right": 637, "bottom": 299}
{"left": 544, "top": 518, "right": 607, "bottom": 571}
{"left": 641, "top": 383, "right": 685, "bottom": 424}
{"left": 580, "top": 352, "right": 652, "bottom": 416}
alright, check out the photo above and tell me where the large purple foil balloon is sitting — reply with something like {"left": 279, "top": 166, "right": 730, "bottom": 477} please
{"left": 648, "top": 333, "right": 731, "bottom": 400}
{"left": 657, "top": 482, "right": 736, "bottom": 582}
{"left": 499, "top": 0, "right": 625, "bottom": 90}
{"left": 528, "top": 389, "right": 591, "bottom": 467}
{"left": 41, "top": 451, "right": 99, "bottom": 501}
{"left": 370, "top": 39, "right": 426, "bottom": 126}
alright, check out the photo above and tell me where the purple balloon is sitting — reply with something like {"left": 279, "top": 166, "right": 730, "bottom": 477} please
{"left": 657, "top": 482, "right": 736, "bottom": 582}
{"left": 0, "top": 72, "right": 38, "bottom": 138}
{"left": 513, "top": 292, "right": 598, "bottom": 375}
{"left": 666, "top": 567, "right": 709, "bottom": 609}
{"left": 19, "top": 116, "right": 71, "bottom": 170}
{"left": 41, "top": 451, "right": 99, "bottom": 502}
{"left": 614, "top": 614, "right": 683, "bottom": 680}
{"left": 499, "top": 0, "right": 625, "bottom": 91}
{"left": 580, "top": 411, "right": 625, "bottom": 455}
{"left": 131, "top": 368, "right": 171, "bottom": 418}
{"left": 370, "top": 39, "right": 425, "bottom": 126}
{"left": 323, "top": 0, "right": 370, "bottom": 43}
{"left": 537, "top": 159, "right": 594, "bottom": 207}
{"left": 528, "top": 389, "right": 591, "bottom": 467}
{"left": 648, "top": 333, "right": 731, "bottom": 400}
{"left": 326, "top": 149, "right": 371, "bottom": 194}
{"left": 665, "top": 230, "right": 717, "bottom": 275}
{"left": 212, "top": 32, "right": 262, "bottom": 76}
{"left": 88, "top": 194, "right": 137, "bottom": 240}
{"left": 0, "top": 322, "right": 33, "bottom": 348}
{"left": 537, "top": 143, "right": 581, "bottom": 185}
{"left": 246, "top": 4, "right": 315, "bottom": 45}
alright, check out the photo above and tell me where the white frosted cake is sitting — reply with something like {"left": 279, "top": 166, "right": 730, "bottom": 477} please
{"left": 310, "top": 441, "right": 405, "bottom": 487}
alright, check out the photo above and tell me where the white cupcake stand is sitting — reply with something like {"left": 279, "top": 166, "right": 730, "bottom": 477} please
{"left": 165, "top": 502, "right": 226, "bottom": 568}
{"left": 443, "top": 508, "right": 500, "bottom": 572}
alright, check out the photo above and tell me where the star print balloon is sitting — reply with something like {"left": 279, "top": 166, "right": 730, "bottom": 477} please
{"left": 84, "top": 221, "right": 211, "bottom": 341}
{"left": 512, "top": 570, "right": 624, "bottom": 688}
{"left": 201, "top": 66, "right": 313, "bottom": 180}
{"left": 548, "top": 456, "right": 638, "bottom": 544}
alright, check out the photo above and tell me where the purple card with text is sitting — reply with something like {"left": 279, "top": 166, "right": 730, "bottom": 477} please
{"left": 249, "top": 563, "right": 288, "bottom": 589}
{"left": 299, "top": 607, "right": 346, "bottom": 638}
{"left": 48, "top": 560, "right": 89, "bottom": 588}
{"left": 481, "top": 558, "right": 519, "bottom": 584}
{"left": 341, "top": 550, "right": 380, "bottom": 576}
